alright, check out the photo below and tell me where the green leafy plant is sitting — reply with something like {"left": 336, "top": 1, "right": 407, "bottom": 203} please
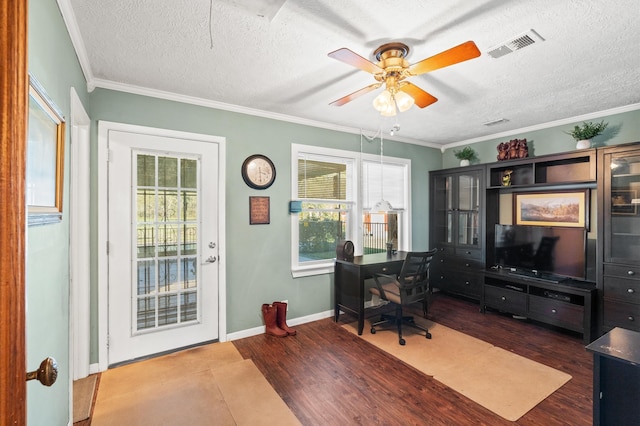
{"left": 565, "top": 120, "right": 608, "bottom": 140}
{"left": 454, "top": 146, "right": 476, "bottom": 161}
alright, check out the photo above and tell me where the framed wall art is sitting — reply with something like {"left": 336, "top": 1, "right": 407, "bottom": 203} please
{"left": 249, "top": 196, "right": 270, "bottom": 224}
{"left": 513, "top": 190, "right": 589, "bottom": 228}
{"left": 26, "top": 74, "right": 66, "bottom": 226}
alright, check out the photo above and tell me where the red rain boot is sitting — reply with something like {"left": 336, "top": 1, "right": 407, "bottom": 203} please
{"left": 273, "top": 301, "right": 296, "bottom": 336}
{"left": 262, "top": 304, "right": 287, "bottom": 337}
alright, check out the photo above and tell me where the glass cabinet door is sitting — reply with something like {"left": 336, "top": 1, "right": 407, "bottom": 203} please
{"left": 432, "top": 174, "right": 454, "bottom": 244}
{"left": 457, "top": 171, "right": 481, "bottom": 248}
{"left": 607, "top": 153, "right": 640, "bottom": 264}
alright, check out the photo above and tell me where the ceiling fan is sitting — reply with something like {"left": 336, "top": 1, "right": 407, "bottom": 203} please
{"left": 328, "top": 40, "right": 481, "bottom": 116}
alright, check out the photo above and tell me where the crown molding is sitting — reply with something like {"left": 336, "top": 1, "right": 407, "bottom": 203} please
{"left": 442, "top": 103, "right": 640, "bottom": 151}
{"left": 91, "top": 78, "right": 438, "bottom": 149}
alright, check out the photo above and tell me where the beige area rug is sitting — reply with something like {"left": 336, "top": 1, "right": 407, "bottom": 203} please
{"left": 344, "top": 318, "right": 572, "bottom": 421}
{"left": 73, "top": 374, "right": 98, "bottom": 423}
{"left": 92, "top": 342, "right": 300, "bottom": 426}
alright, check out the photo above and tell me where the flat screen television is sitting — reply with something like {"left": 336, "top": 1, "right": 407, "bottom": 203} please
{"left": 494, "top": 224, "right": 587, "bottom": 281}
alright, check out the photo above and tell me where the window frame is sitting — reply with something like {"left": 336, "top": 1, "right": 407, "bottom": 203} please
{"left": 291, "top": 143, "right": 411, "bottom": 277}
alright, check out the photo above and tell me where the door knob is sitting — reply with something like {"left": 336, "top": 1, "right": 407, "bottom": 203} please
{"left": 206, "top": 256, "right": 217, "bottom": 263}
{"left": 26, "top": 357, "right": 58, "bottom": 386}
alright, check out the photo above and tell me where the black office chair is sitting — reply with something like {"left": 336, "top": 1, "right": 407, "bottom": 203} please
{"left": 369, "top": 249, "right": 437, "bottom": 345}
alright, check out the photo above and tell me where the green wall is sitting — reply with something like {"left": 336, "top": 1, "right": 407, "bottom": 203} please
{"left": 27, "top": 0, "right": 90, "bottom": 424}
{"left": 27, "top": 2, "right": 640, "bottom": 425}
{"left": 442, "top": 108, "right": 640, "bottom": 168}
{"left": 88, "top": 89, "right": 441, "bottom": 348}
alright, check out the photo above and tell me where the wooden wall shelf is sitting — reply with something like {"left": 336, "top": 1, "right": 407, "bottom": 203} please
{"left": 487, "top": 149, "right": 596, "bottom": 189}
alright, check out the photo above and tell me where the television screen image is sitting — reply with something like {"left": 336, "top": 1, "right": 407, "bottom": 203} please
{"left": 495, "top": 224, "right": 586, "bottom": 280}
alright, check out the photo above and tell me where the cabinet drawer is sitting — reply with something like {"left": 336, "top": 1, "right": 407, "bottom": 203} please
{"left": 604, "top": 277, "right": 640, "bottom": 304}
{"left": 456, "top": 247, "right": 483, "bottom": 261}
{"left": 603, "top": 300, "right": 640, "bottom": 332}
{"left": 604, "top": 264, "right": 640, "bottom": 280}
{"left": 447, "top": 272, "right": 482, "bottom": 298}
{"left": 484, "top": 285, "right": 527, "bottom": 315}
{"left": 452, "top": 257, "right": 484, "bottom": 270}
{"left": 529, "top": 295, "right": 583, "bottom": 331}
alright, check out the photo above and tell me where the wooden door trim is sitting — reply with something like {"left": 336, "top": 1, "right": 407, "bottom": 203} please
{"left": 0, "top": 0, "right": 28, "bottom": 423}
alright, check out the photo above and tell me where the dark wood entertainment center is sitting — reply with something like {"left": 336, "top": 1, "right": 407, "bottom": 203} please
{"left": 430, "top": 141, "right": 640, "bottom": 343}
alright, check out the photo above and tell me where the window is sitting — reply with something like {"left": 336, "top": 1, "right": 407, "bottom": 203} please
{"left": 362, "top": 157, "right": 410, "bottom": 255}
{"left": 291, "top": 144, "right": 411, "bottom": 277}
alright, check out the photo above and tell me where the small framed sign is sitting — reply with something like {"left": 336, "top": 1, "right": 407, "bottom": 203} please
{"left": 249, "top": 196, "right": 270, "bottom": 224}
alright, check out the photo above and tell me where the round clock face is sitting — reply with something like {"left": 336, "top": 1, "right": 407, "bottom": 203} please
{"left": 242, "top": 155, "right": 276, "bottom": 189}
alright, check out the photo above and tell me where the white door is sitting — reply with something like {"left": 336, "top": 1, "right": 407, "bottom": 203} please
{"left": 107, "top": 129, "right": 220, "bottom": 365}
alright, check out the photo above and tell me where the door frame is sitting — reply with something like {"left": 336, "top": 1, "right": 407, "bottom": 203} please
{"left": 0, "top": 0, "right": 27, "bottom": 422}
{"left": 69, "top": 87, "right": 91, "bottom": 379}
{"left": 97, "top": 121, "right": 227, "bottom": 371}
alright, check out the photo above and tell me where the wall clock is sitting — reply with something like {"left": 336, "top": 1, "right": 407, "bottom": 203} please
{"left": 241, "top": 154, "right": 276, "bottom": 189}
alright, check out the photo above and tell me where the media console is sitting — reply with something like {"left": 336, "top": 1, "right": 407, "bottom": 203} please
{"left": 482, "top": 269, "right": 596, "bottom": 343}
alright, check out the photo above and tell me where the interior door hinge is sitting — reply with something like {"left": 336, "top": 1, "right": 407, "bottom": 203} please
{"left": 106, "top": 241, "right": 110, "bottom": 255}
{"left": 106, "top": 148, "right": 111, "bottom": 162}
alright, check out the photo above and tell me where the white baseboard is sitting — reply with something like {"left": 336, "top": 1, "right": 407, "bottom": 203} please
{"left": 225, "top": 309, "right": 335, "bottom": 341}
{"left": 89, "top": 363, "right": 101, "bottom": 374}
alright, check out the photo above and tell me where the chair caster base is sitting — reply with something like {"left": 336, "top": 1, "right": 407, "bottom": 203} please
{"left": 370, "top": 327, "right": 376, "bottom": 334}
{"left": 399, "top": 338, "right": 406, "bottom": 345}
{"left": 425, "top": 332, "right": 432, "bottom": 339}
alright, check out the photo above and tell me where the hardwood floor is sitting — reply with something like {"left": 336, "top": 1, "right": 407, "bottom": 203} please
{"left": 233, "top": 294, "right": 592, "bottom": 425}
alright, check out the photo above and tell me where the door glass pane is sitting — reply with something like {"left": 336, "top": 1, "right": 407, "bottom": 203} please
{"left": 181, "top": 159, "right": 197, "bottom": 189}
{"left": 135, "top": 153, "right": 200, "bottom": 332}
{"left": 137, "top": 155, "right": 155, "bottom": 186}
{"left": 610, "top": 154, "right": 640, "bottom": 261}
{"left": 158, "top": 156, "right": 178, "bottom": 187}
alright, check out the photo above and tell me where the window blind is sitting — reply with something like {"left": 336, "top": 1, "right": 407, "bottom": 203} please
{"left": 362, "top": 160, "right": 407, "bottom": 210}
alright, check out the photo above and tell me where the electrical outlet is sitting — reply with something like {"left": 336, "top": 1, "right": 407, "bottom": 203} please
{"left": 282, "top": 300, "right": 288, "bottom": 311}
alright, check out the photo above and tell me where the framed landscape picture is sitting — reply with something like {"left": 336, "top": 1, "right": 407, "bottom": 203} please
{"left": 26, "top": 74, "right": 66, "bottom": 226}
{"left": 513, "top": 190, "right": 589, "bottom": 228}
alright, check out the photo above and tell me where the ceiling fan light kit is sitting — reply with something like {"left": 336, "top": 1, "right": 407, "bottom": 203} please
{"left": 329, "top": 40, "right": 481, "bottom": 116}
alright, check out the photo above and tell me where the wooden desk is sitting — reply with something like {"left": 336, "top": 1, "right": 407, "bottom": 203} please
{"left": 334, "top": 251, "right": 408, "bottom": 335}
{"left": 586, "top": 327, "right": 640, "bottom": 425}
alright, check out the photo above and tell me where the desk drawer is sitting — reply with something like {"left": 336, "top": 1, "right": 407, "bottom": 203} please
{"left": 529, "top": 295, "right": 583, "bottom": 331}
{"left": 365, "top": 263, "right": 400, "bottom": 277}
{"left": 484, "top": 285, "right": 527, "bottom": 315}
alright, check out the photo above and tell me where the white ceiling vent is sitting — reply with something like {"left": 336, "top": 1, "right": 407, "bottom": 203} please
{"left": 486, "top": 29, "right": 545, "bottom": 59}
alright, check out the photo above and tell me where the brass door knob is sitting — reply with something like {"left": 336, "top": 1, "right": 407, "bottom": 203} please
{"left": 26, "top": 357, "right": 58, "bottom": 386}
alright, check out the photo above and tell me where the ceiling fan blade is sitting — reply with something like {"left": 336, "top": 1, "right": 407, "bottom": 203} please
{"left": 329, "top": 83, "right": 382, "bottom": 106}
{"left": 408, "top": 41, "right": 481, "bottom": 75}
{"left": 328, "top": 48, "right": 384, "bottom": 74}
{"left": 399, "top": 82, "right": 438, "bottom": 108}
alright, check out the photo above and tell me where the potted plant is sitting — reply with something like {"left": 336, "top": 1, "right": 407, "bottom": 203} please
{"left": 565, "top": 120, "right": 608, "bottom": 149}
{"left": 454, "top": 146, "right": 476, "bottom": 166}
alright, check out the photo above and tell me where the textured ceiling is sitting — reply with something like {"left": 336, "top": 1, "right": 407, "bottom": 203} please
{"left": 64, "top": 0, "right": 640, "bottom": 147}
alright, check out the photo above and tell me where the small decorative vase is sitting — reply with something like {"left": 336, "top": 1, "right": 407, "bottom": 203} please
{"left": 460, "top": 159, "right": 470, "bottom": 166}
{"left": 576, "top": 139, "right": 591, "bottom": 149}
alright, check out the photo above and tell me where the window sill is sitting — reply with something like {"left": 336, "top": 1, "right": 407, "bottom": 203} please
{"left": 291, "top": 263, "right": 334, "bottom": 278}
